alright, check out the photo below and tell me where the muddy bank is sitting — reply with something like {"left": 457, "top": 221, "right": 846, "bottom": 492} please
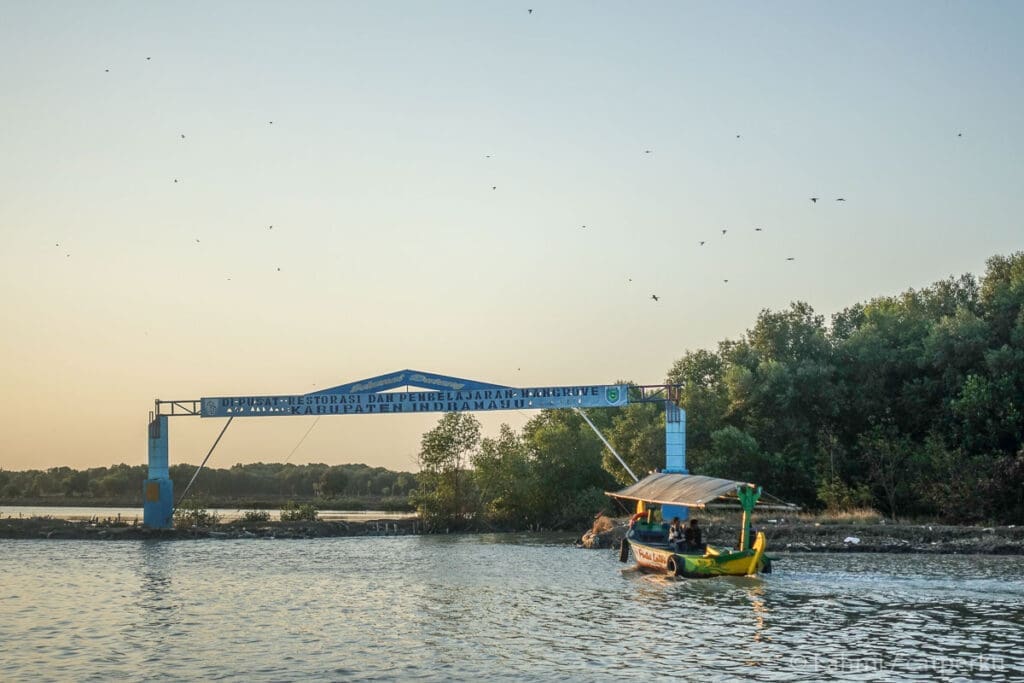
{"left": 580, "top": 517, "right": 1024, "bottom": 555}
{"left": 7, "top": 515, "right": 1024, "bottom": 554}
{"left": 0, "top": 517, "right": 421, "bottom": 541}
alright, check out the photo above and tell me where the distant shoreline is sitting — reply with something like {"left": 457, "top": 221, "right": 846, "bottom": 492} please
{"left": 3, "top": 515, "right": 1024, "bottom": 554}
{"left": 0, "top": 497, "right": 414, "bottom": 511}
{"left": 0, "top": 505, "right": 415, "bottom": 524}
{"left": 0, "top": 516, "right": 424, "bottom": 541}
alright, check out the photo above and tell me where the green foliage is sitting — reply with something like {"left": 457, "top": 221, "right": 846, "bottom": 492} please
{"left": 701, "top": 426, "right": 765, "bottom": 481}
{"left": 522, "top": 409, "right": 617, "bottom": 526}
{"left": 658, "top": 252, "right": 1024, "bottom": 523}
{"left": 413, "top": 412, "right": 481, "bottom": 528}
{"left": 378, "top": 496, "right": 415, "bottom": 512}
{"left": 817, "top": 477, "right": 874, "bottom": 513}
{"left": 241, "top": 509, "right": 271, "bottom": 523}
{"left": 279, "top": 501, "right": 318, "bottom": 522}
{"left": 5, "top": 252, "right": 1023, "bottom": 528}
{"left": 986, "top": 448, "right": 1024, "bottom": 523}
{"left": 173, "top": 499, "right": 221, "bottom": 529}
{"left": 603, "top": 399, "right": 664, "bottom": 485}
{"left": 0, "top": 461, "right": 416, "bottom": 504}
{"left": 667, "top": 349, "right": 730, "bottom": 469}
{"left": 472, "top": 424, "right": 535, "bottom": 527}
{"left": 557, "top": 486, "right": 614, "bottom": 529}
{"left": 463, "top": 410, "right": 618, "bottom": 530}
{"left": 63, "top": 470, "right": 90, "bottom": 497}
{"left": 317, "top": 466, "right": 349, "bottom": 498}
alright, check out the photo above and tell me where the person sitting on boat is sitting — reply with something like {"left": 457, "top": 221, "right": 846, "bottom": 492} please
{"left": 667, "top": 517, "right": 685, "bottom": 549}
{"left": 684, "top": 518, "right": 704, "bottom": 552}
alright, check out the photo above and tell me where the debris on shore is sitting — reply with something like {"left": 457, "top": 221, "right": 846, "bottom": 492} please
{"left": 579, "top": 513, "right": 624, "bottom": 549}
{"left": 6, "top": 514, "right": 1024, "bottom": 554}
{"left": 578, "top": 515, "right": 1024, "bottom": 555}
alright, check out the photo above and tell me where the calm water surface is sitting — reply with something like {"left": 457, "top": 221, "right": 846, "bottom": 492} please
{"left": 1, "top": 536, "right": 1022, "bottom": 681}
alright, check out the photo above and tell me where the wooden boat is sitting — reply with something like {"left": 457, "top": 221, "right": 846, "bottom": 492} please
{"left": 608, "top": 472, "right": 773, "bottom": 578}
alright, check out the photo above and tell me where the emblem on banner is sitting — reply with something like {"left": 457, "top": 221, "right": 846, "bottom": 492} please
{"left": 202, "top": 399, "right": 218, "bottom": 416}
{"left": 606, "top": 387, "right": 620, "bottom": 403}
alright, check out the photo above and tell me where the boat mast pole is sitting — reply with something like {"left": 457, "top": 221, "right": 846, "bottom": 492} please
{"left": 575, "top": 408, "right": 639, "bottom": 483}
{"left": 737, "top": 485, "right": 762, "bottom": 551}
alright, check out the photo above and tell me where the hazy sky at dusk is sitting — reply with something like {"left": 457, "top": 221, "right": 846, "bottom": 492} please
{"left": 2, "top": 1, "right": 1022, "bottom": 472}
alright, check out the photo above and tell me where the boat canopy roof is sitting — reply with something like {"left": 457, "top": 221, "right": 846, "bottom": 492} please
{"left": 606, "top": 472, "right": 756, "bottom": 508}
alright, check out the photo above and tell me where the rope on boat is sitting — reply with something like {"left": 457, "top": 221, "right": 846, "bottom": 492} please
{"left": 176, "top": 416, "right": 234, "bottom": 507}
{"left": 574, "top": 407, "right": 639, "bottom": 482}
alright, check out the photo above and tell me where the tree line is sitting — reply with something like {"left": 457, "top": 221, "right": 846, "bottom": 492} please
{"left": 4, "top": 252, "right": 1022, "bottom": 527}
{"left": 413, "top": 252, "right": 1024, "bottom": 528}
{"left": 0, "top": 462, "right": 416, "bottom": 508}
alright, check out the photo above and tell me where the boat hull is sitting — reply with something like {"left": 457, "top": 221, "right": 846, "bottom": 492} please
{"left": 626, "top": 531, "right": 768, "bottom": 578}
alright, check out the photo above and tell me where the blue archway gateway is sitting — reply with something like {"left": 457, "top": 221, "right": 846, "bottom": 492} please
{"left": 143, "top": 370, "right": 683, "bottom": 528}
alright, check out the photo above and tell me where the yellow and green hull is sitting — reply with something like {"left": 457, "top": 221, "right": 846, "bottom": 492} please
{"left": 624, "top": 531, "right": 769, "bottom": 578}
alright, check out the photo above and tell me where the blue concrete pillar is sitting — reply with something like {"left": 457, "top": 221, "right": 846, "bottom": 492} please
{"left": 143, "top": 415, "right": 174, "bottom": 528}
{"left": 662, "top": 402, "right": 689, "bottom": 522}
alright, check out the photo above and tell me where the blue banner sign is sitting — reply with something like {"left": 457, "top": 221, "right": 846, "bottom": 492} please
{"left": 200, "top": 384, "right": 629, "bottom": 418}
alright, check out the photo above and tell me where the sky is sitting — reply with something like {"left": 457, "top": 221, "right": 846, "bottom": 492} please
{"left": 1, "top": 1, "right": 1022, "bottom": 474}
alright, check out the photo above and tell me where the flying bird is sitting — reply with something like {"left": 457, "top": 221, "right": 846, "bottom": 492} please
{"left": 786, "top": 257, "right": 795, "bottom": 261}
{"left": 104, "top": 68, "right": 109, "bottom": 73}
{"left": 699, "top": 241, "right": 705, "bottom": 246}
{"left": 721, "top": 229, "right": 727, "bottom": 235}
{"left": 736, "top": 134, "right": 741, "bottom": 139}
{"left": 268, "top": 121, "right": 273, "bottom": 125}
{"left": 180, "top": 134, "right": 185, "bottom": 139}
{"left": 195, "top": 238, "right": 200, "bottom": 243}
{"left": 810, "top": 197, "right": 818, "bottom": 203}
{"left": 146, "top": 57, "right": 151, "bottom": 61}
{"left": 173, "top": 179, "right": 178, "bottom": 183}
{"left": 755, "top": 227, "right": 762, "bottom": 232}
{"left": 491, "top": 186, "right": 496, "bottom": 190}
{"left": 836, "top": 198, "right": 846, "bottom": 202}
{"left": 957, "top": 132, "right": 963, "bottom": 137}
{"left": 276, "top": 267, "right": 281, "bottom": 272}
{"left": 528, "top": 8, "right": 533, "bottom": 14}
{"left": 643, "top": 149, "right": 652, "bottom": 154}
{"left": 651, "top": 294, "right": 659, "bottom": 301}
{"left": 484, "top": 154, "right": 491, "bottom": 158}
{"left": 581, "top": 225, "right": 586, "bottom": 229}
{"left": 723, "top": 279, "right": 729, "bottom": 283}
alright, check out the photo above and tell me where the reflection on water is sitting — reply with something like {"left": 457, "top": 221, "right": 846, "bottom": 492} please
{"left": 1, "top": 540, "right": 1022, "bottom": 681}
{"left": 135, "top": 542, "right": 179, "bottom": 636}
{"left": 748, "top": 584, "right": 767, "bottom": 645}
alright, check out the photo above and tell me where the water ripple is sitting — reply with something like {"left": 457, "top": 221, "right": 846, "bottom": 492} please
{"left": 1, "top": 540, "right": 1022, "bottom": 681}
